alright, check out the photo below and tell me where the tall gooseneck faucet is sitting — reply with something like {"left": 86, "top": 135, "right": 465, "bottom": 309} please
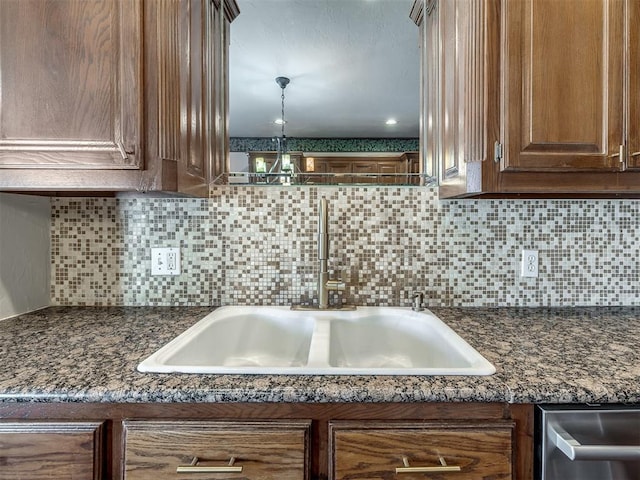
{"left": 317, "top": 198, "right": 346, "bottom": 309}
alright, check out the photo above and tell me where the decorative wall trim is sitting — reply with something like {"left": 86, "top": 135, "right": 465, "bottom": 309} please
{"left": 230, "top": 137, "right": 419, "bottom": 153}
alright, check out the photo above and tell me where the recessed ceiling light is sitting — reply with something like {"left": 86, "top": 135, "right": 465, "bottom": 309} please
{"left": 385, "top": 119, "right": 398, "bottom": 125}
{"left": 274, "top": 118, "right": 286, "bottom": 125}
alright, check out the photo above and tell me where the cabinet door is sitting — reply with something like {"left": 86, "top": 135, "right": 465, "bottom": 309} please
{"left": 330, "top": 421, "right": 513, "bottom": 480}
{"left": 424, "top": 0, "right": 490, "bottom": 196}
{"left": 0, "top": 421, "right": 104, "bottom": 480}
{"left": 123, "top": 420, "right": 310, "bottom": 480}
{"left": 178, "top": 0, "right": 237, "bottom": 195}
{"left": 177, "top": 0, "right": 213, "bottom": 196}
{"left": 326, "top": 161, "right": 353, "bottom": 184}
{"left": 378, "top": 161, "right": 408, "bottom": 185}
{"left": 502, "top": 0, "right": 624, "bottom": 172}
{"left": 0, "top": 0, "right": 141, "bottom": 171}
{"left": 306, "top": 158, "right": 329, "bottom": 184}
{"left": 628, "top": 0, "right": 640, "bottom": 169}
{"left": 352, "top": 161, "right": 378, "bottom": 184}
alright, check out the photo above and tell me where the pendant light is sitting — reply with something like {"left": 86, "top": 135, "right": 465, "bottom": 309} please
{"left": 270, "top": 76, "right": 292, "bottom": 177}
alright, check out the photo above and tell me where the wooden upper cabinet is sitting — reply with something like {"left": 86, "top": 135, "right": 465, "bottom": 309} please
{"left": 0, "top": 0, "right": 238, "bottom": 195}
{"left": 423, "top": 0, "right": 640, "bottom": 197}
{"left": 417, "top": 0, "right": 495, "bottom": 197}
{"left": 178, "top": 0, "right": 238, "bottom": 196}
{"left": 501, "top": 0, "right": 624, "bottom": 172}
{"left": 0, "top": 0, "right": 142, "bottom": 170}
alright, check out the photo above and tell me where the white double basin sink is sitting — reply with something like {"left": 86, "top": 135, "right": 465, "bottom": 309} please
{"left": 137, "top": 306, "right": 495, "bottom": 375}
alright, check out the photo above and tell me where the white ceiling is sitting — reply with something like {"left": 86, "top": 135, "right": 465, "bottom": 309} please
{"left": 228, "top": 0, "right": 420, "bottom": 139}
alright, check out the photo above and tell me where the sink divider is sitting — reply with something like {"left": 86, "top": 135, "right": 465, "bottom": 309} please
{"left": 305, "top": 318, "right": 332, "bottom": 368}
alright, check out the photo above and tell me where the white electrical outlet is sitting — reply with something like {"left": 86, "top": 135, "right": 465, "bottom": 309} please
{"left": 151, "top": 247, "right": 181, "bottom": 275}
{"left": 520, "top": 249, "right": 538, "bottom": 278}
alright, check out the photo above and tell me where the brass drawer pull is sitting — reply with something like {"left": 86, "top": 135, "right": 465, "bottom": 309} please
{"left": 395, "top": 455, "right": 462, "bottom": 473}
{"left": 176, "top": 456, "right": 243, "bottom": 473}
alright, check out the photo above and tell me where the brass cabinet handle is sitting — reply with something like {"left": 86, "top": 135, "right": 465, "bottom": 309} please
{"left": 609, "top": 145, "right": 630, "bottom": 170}
{"left": 176, "top": 456, "right": 243, "bottom": 473}
{"left": 631, "top": 151, "right": 640, "bottom": 158}
{"left": 609, "top": 144, "right": 627, "bottom": 161}
{"left": 395, "top": 455, "right": 462, "bottom": 474}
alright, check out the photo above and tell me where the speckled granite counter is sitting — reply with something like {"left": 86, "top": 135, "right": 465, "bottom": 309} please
{"left": 0, "top": 307, "right": 638, "bottom": 404}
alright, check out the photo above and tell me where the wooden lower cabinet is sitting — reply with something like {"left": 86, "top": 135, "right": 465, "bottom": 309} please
{"left": 122, "top": 420, "right": 310, "bottom": 479}
{"left": 0, "top": 421, "right": 104, "bottom": 480}
{"left": 0, "top": 403, "right": 533, "bottom": 480}
{"left": 330, "top": 421, "right": 513, "bottom": 480}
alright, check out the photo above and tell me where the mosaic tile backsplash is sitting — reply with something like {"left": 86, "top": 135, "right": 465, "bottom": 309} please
{"left": 51, "top": 187, "right": 640, "bottom": 307}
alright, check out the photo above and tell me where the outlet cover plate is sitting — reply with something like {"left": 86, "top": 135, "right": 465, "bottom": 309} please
{"left": 521, "top": 249, "right": 538, "bottom": 278}
{"left": 151, "top": 247, "right": 181, "bottom": 275}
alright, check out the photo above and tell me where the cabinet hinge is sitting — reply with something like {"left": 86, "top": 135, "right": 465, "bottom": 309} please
{"left": 494, "top": 142, "right": 503, "bottom": 163}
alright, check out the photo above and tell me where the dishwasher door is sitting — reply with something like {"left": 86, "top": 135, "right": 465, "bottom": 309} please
{"left": 538, "top": 406, "right": 640, "bottom": 480}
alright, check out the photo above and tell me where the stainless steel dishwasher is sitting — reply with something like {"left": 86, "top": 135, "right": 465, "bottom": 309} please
{"left": 537, "top": 405, "right": 640, "bottom": 480}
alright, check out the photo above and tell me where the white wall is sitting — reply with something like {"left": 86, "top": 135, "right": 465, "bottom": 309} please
{"left": 0, "top": 193, "right": 50, "bottom": 320}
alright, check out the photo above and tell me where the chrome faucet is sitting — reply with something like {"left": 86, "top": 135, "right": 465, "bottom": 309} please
{"left": 412, "top": 292, "right": 425, "bottom": 312}
{"left": 317, "top": 198, "right": 346, "bottom": 309}
{"left": 292, "top": 198, "right": 354, "bottom": 310}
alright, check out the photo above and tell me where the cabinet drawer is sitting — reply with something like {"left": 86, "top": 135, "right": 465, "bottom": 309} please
{"left": 330, "top": 421, "right": 513, "bottom": 480}
{"left": 123, "top": 420, "right": 310, "bottom": 480}
{"left": 0, "top": 421, "right": 104, "bottom": 480}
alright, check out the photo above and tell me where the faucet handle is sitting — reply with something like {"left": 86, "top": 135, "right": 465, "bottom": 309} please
{"left": 338, "top": 269, "right": 349, "bottom": 283}
{"left": 412, "top": 292, "right": 424, "bottom": 312}
{"left": 326, "top": 279, "right": 346, "bottom": 292}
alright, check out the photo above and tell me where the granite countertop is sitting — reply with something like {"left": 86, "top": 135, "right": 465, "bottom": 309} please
{"left": 0, "top": 306, "right": 638, "bottom": 404}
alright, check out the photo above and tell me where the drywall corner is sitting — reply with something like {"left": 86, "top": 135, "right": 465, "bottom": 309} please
{"left": 0, "top": 193, "right": 51, "bottom": 320}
